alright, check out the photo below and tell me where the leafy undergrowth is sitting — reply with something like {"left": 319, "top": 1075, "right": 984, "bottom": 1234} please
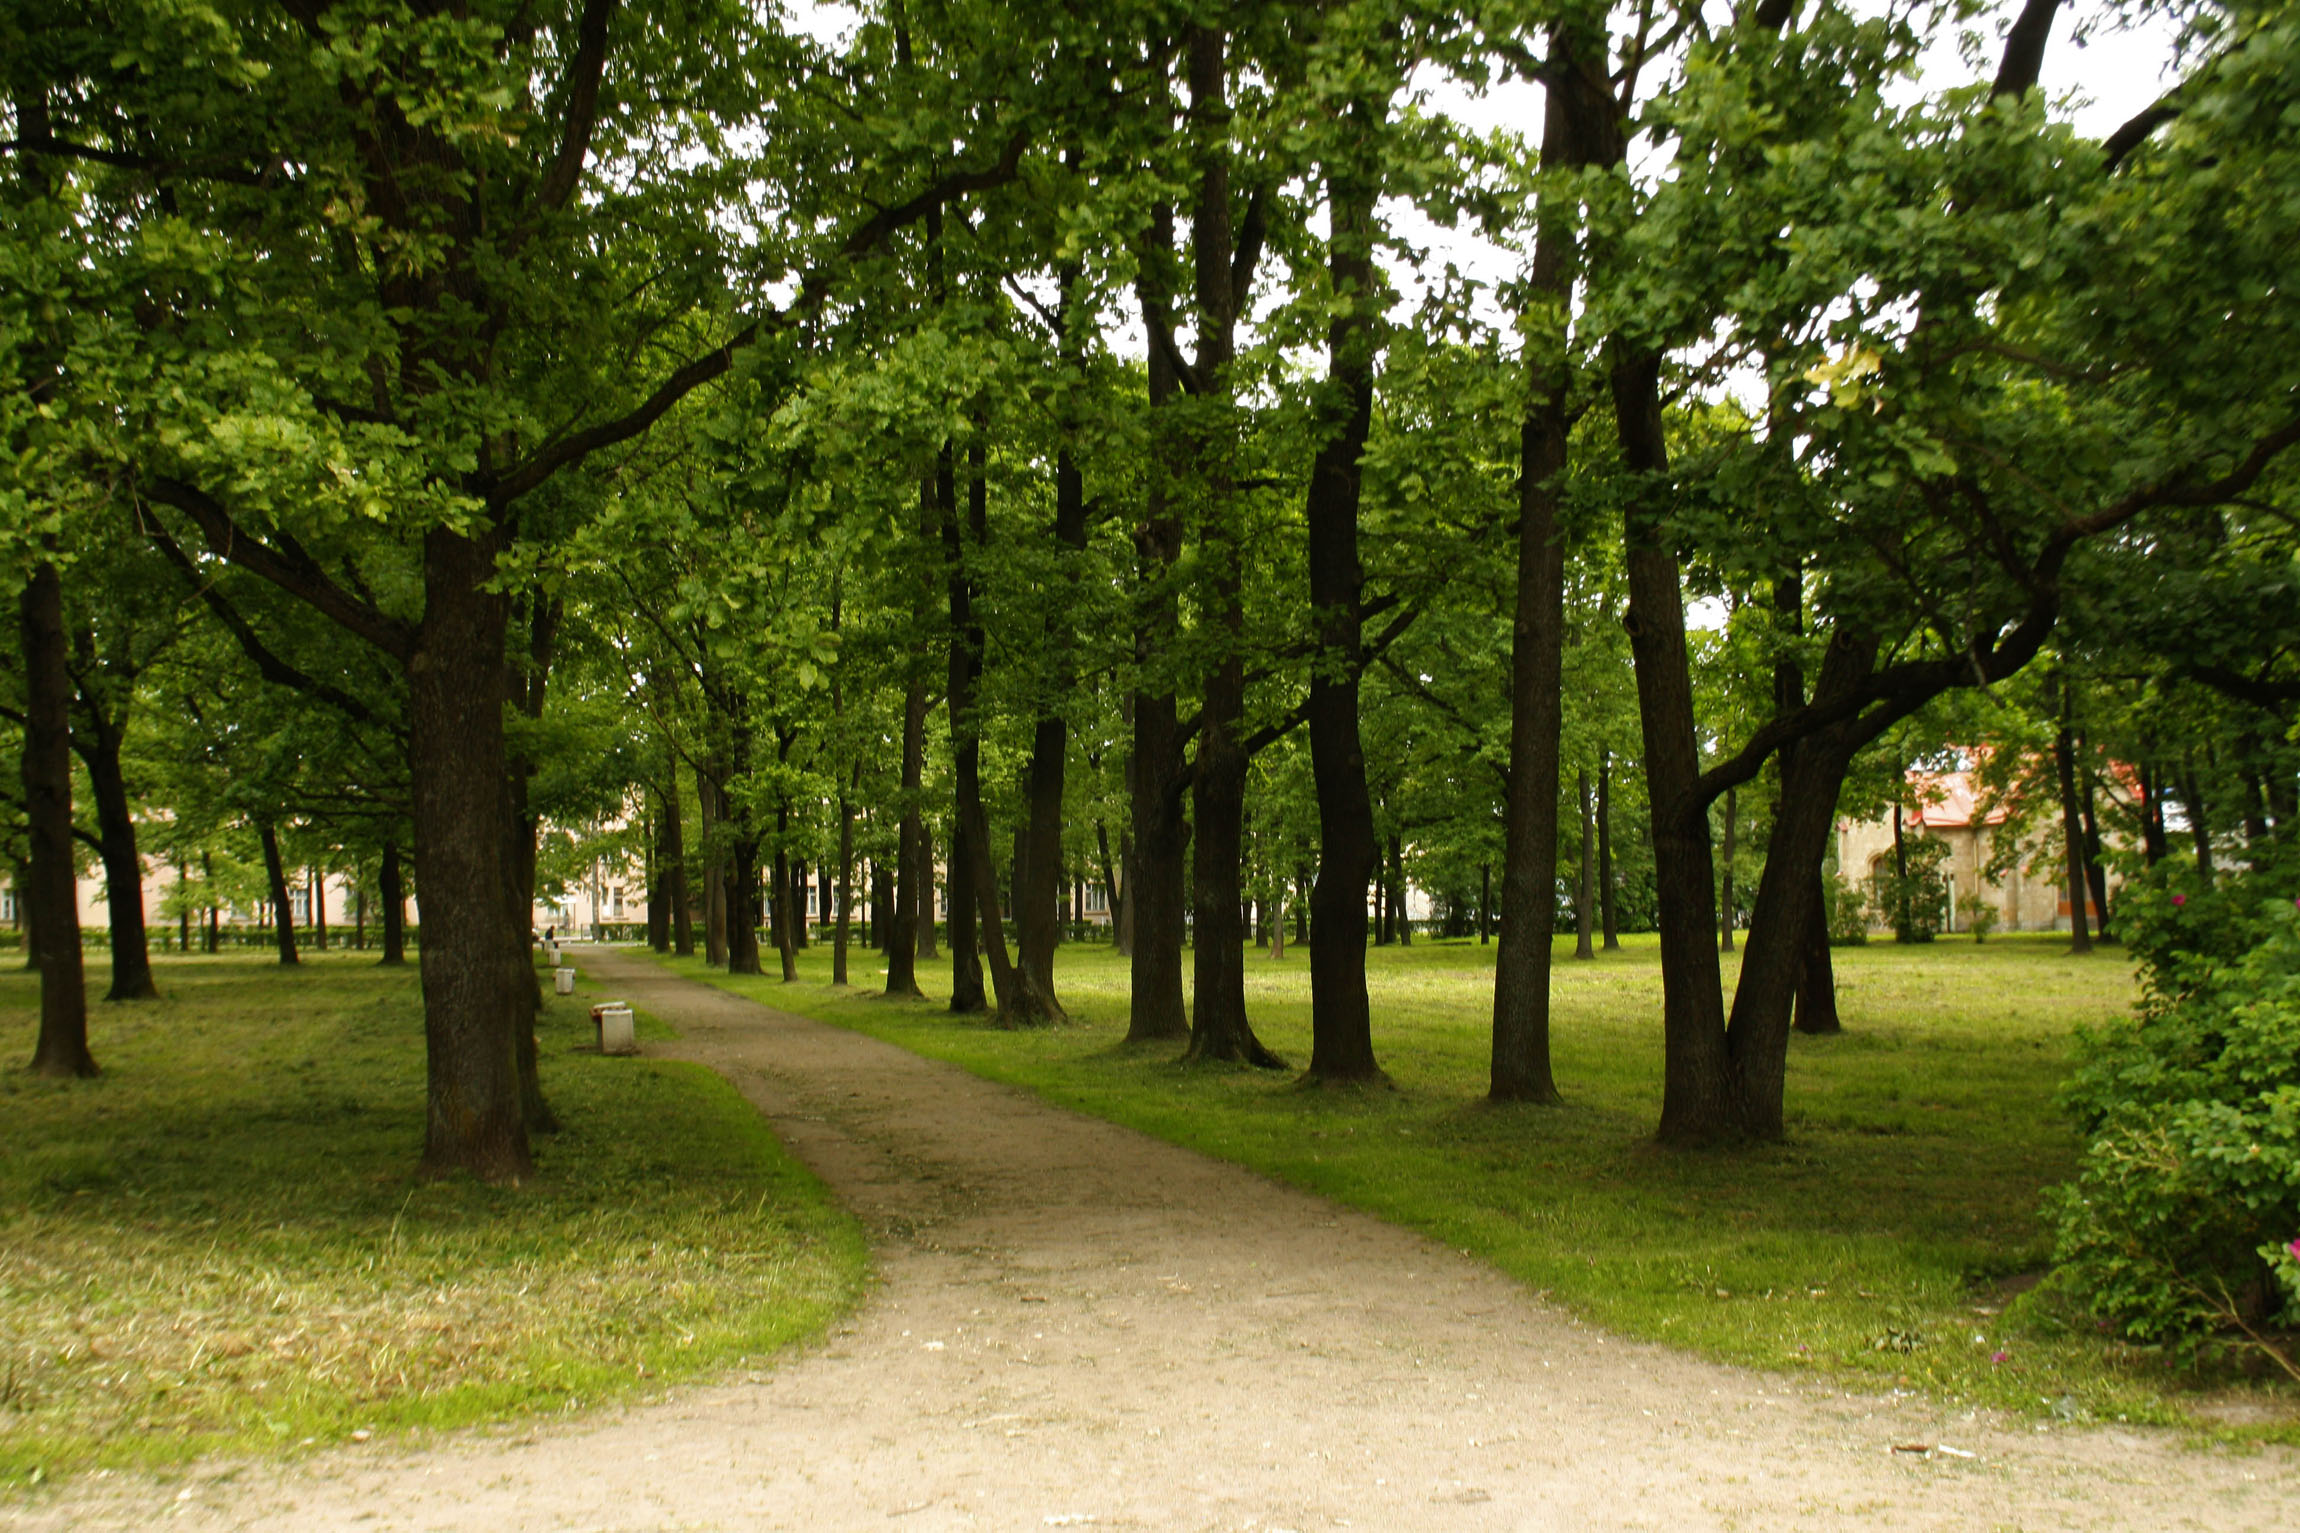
{"left": 667, "top": 931, "right": 2297, "bottom": 1438}
{"left": 0, "top": 953, "right": 864, "bottom": 1490}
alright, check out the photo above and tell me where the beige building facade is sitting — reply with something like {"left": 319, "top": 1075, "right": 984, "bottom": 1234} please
{"left": 1834, "top": 768, "right": 2109, "bottom": 934}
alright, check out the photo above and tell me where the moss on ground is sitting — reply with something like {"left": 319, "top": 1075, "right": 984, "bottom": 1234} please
{"left": 0, "top": 953, "right": 865, "bottom": 1489}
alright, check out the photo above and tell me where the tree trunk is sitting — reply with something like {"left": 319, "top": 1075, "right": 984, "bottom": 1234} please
{"left": 1614, "top": 343, "right": 1732, "bottom": 1146}
{"left": 1095, "top": 817, "right": 1124, "bottom": 952}
{"left": 380, "top": 839, "right": 406, "bottom": 965}
{"left": 1300, "top": 157, "right": 1384, "bottom": 1082}
{"left": 1490, "top": 376, "right": 1573, "bottom": 1099}
{"left": 406, "top": 527, "right": 531, "bottom": 1182}
{"left": 2080, "top": 753, "right": 2112, "bottom": 941}
{"left": 1597, "top": 748, "right": 1620, "bottom": 949}
{"left": 1016, "top": 403, "right": 1089, "bottom": 1014}
{"left": 1719, "top": 785, "right": 1737, "bottom": 954}
{"left": 663, "top": 771, "right": 692, "bottom": 955}
{"left": 773, "top": 836, "right": 798, "bottom": 982}
{"left": 259, "top": 821, "right": 300, "bottom": 966}
{"left": 727, "top": 828, "right": 765, "bottom": 976}
{"left": 647, "top": 805, "right": 671, "bottom": 952}
{"left": 354, "top": 887, "right": 366, "bottom": 951}
{"left": 2180, "top": 758, "right": 2214, "bottom": 884}
{"left": 834, "top": 777, "right": 855, "bottom": 985}
{"left": 1127, "top": 201, "right": 1192, "bottom": 1045}
{"left": 2053, "top": 677, "right": 2094, "bottom": 954}
{"left": 1391, "top": 835, "right": 1412, "bottom": 945}
{"left": 1791, "top": 888, "right": 1841, "bottom": 1036}
{"left": 20, "top": 562, "right": 95, "bottom": 1076}
{"left": 948, "top": 812, "right": 985, "bottom": 1009}
{"left": 2137, "top": 761, "right": 2168, "bottom": 866}
{"left": 914, "top": 829, "right": 937, "bottom": 960}
{"left": 885, "top": 671, "right": 926, "bottom": 996}
{"left": 698, "top": 766, "right": 728, "bottom": 966}
{"left": 1575, "top": 771, "right": 1596, "bottom": 960}
{"left": 79, "top": 713, "right": 158, "bottom": 1000}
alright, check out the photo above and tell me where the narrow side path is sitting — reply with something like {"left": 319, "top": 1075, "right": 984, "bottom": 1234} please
{"left": 16, "top": 947, "right": 2293, "bottom": 1531}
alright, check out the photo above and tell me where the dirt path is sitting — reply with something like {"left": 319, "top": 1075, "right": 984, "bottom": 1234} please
{"left": 16, "top": 947, "right": 2295, "bottom": 1531}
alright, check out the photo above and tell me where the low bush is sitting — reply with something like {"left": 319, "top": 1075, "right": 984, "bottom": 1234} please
{"left": 2049, "top": 864, "right": 2300, "bottom": 1377}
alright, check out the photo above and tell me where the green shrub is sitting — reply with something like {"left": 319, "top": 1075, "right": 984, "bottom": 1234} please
{"left": 2049, "top": 872, "right": 2300, "bottom": 1375}
{"left": 1969, "top": 904, "right": 2000, "bottom": 943}
{"left": 1824, "top": 873, "right": 1870, "bottom": 946}
{"left": 1878, "top": 836, "right": 1950, "bottom": 943}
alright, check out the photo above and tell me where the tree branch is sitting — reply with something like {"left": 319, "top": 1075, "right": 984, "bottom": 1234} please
{"left": 140, "top": 482, "right": 415, "bottom": 663}
{"left": 533, "top": 0, "right": 619, "bottom": 216}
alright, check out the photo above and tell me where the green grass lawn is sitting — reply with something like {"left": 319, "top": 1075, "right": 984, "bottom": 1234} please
{"left": 662, "top": 928, "right": 2290, "bottom": 1431}
{"left": 0, "top": 952, "right": 865, "bottom": 1490}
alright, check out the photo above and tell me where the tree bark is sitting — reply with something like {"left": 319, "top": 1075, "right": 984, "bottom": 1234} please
{"left": 834, "top": 772, "right": 856, "bottom": 985}
{"left": 1302, "top": 159, "right": 1384, "bottom": 1081}
{"left": 1719, "top": 785, "right": 1738, "bottom": 954}
{"left": 259, "top": 820, "right": 300, "bottom": 966}
{"left": 1575, "top": 773, "right": 1596, "bottom": 960}
{"left": 1597, "top": 748, "right": 1620, "bottom": 949}
{"left": 380, "top": 839, "right": 407, "bottom": 965}
{"left": 2180, "top": 758, "right": 2214, "bottom": 884}
{"left": 2053, "top": 675, "right": 2094, "bottom": 954}
{"left": 663, "top": 770, "right": 692, "bottom": 955}
{"left": 407, "top": 527, "right": 531, "bottom": 1181}
{"left": 21, "top": 562, "right": 95, "bottom": 1076}
{"left": 773, "top": 836, "right": 798, "bottom": 982}
{"left": 698, "top": 766, "right": 728, "bottom": 966}
{"left": 1613, "top": 343, "right": 1732, "bottom": 1145}
{"left": 76, "top": 705, "right": 158, "bottom": 1000}
{"left": 1127, "top": 201, "right": 1191, "bottom": 1044}
{"left": 885, "top": 668, "right": 926, "bottom": 996}
{"left": 2080, "top": 752, "right": 2112, "bottom": 941}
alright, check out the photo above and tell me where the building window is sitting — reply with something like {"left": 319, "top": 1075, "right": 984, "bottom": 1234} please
{"left": 1084, "top": 884, "right": 1108, "bottom": 914}
{"left": 1, "top": 888, "right": 14, "bottom": 923}
{"left": 610, "top": 885, "right": 626, "bottom": 918}
{"left": 290, "top": 887, "right": 311, "bottom": 925}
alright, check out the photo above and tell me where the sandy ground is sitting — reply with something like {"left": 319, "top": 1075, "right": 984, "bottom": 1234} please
{"left": 12, "top": 945, "right": 2297, "bottom": 1531}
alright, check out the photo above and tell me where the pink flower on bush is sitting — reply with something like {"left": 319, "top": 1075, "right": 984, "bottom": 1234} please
{"left": 2171, "top": 895, "right": 2186, "bottom": 907}
{"left": 2288, "top": 1238, "right": 2300, "bottom": 1263}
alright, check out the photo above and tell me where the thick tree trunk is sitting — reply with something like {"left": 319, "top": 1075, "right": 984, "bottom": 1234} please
{"left": 727, "top": 829, "right": 764, "bottom": 976}
{"left": 259, "top": 821, "right": 300, "bottom": 966}
{"left": 1491, "top": 390, "right": 1572, "bottom": 1100}
{"left": 1791, "top": 888, "right": 1841, "bottom": 1036}
{"left": 1719, "top": 785, "right": 1737, "bottom": 954}
{"left": 21, "top": 562, "right": 95, "bottom": 1076}
{"left": 1302, "top": 161, "right": 1384, "bottom": 1081}
{"left": 79, "top": 718, "right": 158, "bottom": 1000}
{"left": 1575, "top": 772, "right": 1596, "bottom": 960}
{"left": 1613, "top": 345, "right": 1732, "bottom": 1145}
{"left": 948, "top": 812, "right": 985, "bottom": 1009}
{"left": 1597, "top": 748, "right": 1620, "bottom": 949}
{"left": 406, "top": 527, "right": 531, "bottom": 1182}
{"left": 1128, "top": 202, "right": 1191, "bottom": 1045}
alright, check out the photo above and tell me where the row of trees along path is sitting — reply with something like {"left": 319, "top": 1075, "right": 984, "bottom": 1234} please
{"left": 7, "top": 0, "right": 2299, "bottom": 1177}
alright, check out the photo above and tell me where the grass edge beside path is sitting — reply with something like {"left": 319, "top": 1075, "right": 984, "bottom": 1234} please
{"left": 0, "top": 953, "right": 867, "bottom": 1493}
{"left": 649, "top": 936, "right": 2298, "bottom": 1444}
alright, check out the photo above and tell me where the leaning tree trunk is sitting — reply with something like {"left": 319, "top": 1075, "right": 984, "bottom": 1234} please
{"left": 1718, "top": 784, "right": 1738, "bottom": 954}
{"left": 1791, "top": 886, "right": 1841, "bottom": 1036}
{"left": 1613, "top": 344, "right": 1733, "bottom": 1146}
{"left": 407, "top": 527, "right": 531, "bottom": 1182}
{"left": 20, "top": 562, "right": 95, "bottom": 1076}
{"left": 79, "top": 717, "right": 158, "bottom": 1000}
{"left": 259, "top": 820, "right": 300, "bottom": 966}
